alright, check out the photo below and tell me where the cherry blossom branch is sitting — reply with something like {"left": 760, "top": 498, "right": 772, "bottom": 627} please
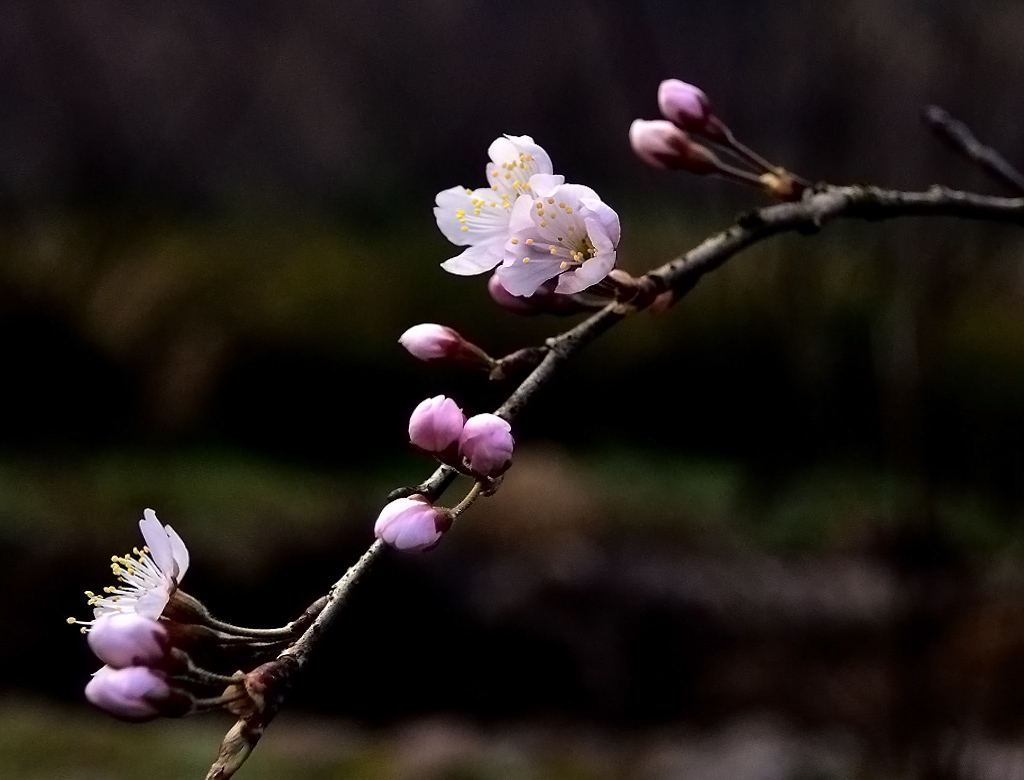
{"left": 923, "top": 105, "right": 1024, "bottom": 195}
{"left": 203, "top": 180, "right": 1024, "bottom": 779}
{"left": 643, "top": 184, "right": 1024, "bottom": 300}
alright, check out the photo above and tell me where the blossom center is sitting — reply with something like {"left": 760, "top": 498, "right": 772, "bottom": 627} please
{"left": 67, "top": 544, "right": 172, "bottom": 631}
{"left": 491, "top": 152, "right": 539, "bottom": 196}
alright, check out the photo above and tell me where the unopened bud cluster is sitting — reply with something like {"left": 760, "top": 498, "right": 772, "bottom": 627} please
{"left": 373, "top": 394, "right": 515, "bottom": 553}
{"left": 408, "top": 395, "right": 513, "bottom": 479}
{"left": 630, "top": 79, "right": 806, "bottom": 201}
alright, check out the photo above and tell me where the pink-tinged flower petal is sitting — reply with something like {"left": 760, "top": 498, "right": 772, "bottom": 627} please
{"left": 459, "top": 414, "right": 514, "bottom": 478}
{"left": 487, "top": 135, "right": 553, "bottom": 180}
{"left": 409, "top": 396, "right": 466, "bottom": 454}
{"left": 657, "top": 79, "right": 712, "bottom": 130}
{"left": 554, "top": 251, "right": 615, "bottom": 294}
{"left": 580, "top": 197, "right": 621, "bottom": 247}
{"left": 164, "top": 524, "right": 189, "bottom": 581}
{"left": 440, "top": 239, "right": 506, "bottom": 275}
{"left": 88, "top": 613, "right": 170, "bottom": 669}
{"left": 436, "top": 185, "right": 514, "bottom": 239}
{"left": 524, "top": 173, "right": 567, "bottom": 199}
{"left": 85, "top": 665, "right": 173, "bottom": 722}
{"left": 498, "top": 176, "right": 619, "bottom": 297}
{"left": 554, "top": 207, "right": 619, "bottom": 294}
{"left": 494, "top": 258, "right": 564, "bottom": 297}
{"left": 374, "top": 495, "right": 447, "bottom": 552}
{"left": 139, "top": 509, "right": 174, "bottom": 577}
{"left": 132, "top": 589, "right": 171, "bottom": 621}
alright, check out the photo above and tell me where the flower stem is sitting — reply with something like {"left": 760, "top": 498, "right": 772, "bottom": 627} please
{"left": 447, "top": 481, "right": 486, "bottom": 520}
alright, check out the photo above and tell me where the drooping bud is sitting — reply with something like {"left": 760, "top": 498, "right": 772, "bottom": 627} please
{"left": 85, "top": 665, "right": 192, "bottom": 721}
{"left": 409, "top": 395, "right": 466, "bottom": 457}
{"left": 459, "top": 414, "right": 514, "bottom": 478}
{"left": 87, "top": 613, "right": 171, "bottom": 669}
{"left": 398, "top": 324, "right": 492, "bottom": 368}
{"left": 657, "top": 79, "right": 714, "bottom": 132}
{"left": 374, "top": 495, "right": 451, "bottom": 552}
{"left": 629, "top": 120, "right": 721, "bottom": 175}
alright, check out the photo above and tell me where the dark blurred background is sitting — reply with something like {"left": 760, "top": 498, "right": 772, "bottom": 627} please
{"left": 4, "top": 1, "right": 1024, "bottom": 778}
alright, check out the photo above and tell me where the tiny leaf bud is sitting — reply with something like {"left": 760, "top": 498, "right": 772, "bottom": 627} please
{"left": 88, "top": 612, "right": 171, "bottom": 669}
{"left": 459, "top": 414, "right": 514, "bottom": 478}
{"left": 374, "top": 495, "right": 449, "bottom": 552}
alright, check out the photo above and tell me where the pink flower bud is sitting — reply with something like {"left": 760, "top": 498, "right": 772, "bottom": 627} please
{"left": 374, "top": 495, "right": 450, "bottom": 552}
{"left": 409, "top": 395, "right": 466, "bottom": 456}
{"left": 85, "top": 665, "right": 188, "bottom": 722}
{"left": 657, "top": 79, "right": 713, "bottom": 131}
{"left": 88, "top": 613, "right": 171, "bottom": 669}
{"left": 487, "top": 274, "right": 594, "bottom": 316}
{"left": 399, "top": 324, "right": 491, "bottom": 367}
{"left": 459, "top": 413, "right": 514, "bottom": 478}
{"left": 629, "top": 120, "right": 720, "bottom": 175}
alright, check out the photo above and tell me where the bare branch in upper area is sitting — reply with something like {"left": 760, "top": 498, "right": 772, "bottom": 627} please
{"left": 923, "top": 106, "right": 1024, "bottom": 195}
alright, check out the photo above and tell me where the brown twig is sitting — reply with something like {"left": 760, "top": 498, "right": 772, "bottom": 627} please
{"left": 923, "top": 105, "right": 1024, "bottom": 195}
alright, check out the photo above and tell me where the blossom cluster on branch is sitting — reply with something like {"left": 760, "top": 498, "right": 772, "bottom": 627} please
{"left": 435, "top": 134, "right": 622, "bottom": 298}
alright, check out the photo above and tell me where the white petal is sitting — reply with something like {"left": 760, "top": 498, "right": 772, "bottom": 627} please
{"left": 580, "top": 198, "right": 621, "bottom": 247}
{"left": 434, "top": 186, "right": 513, "bottom": 247}
{"left": 132, "top": 587, "right": 171, "bottom": 621}
{"left": 507, "top": 192, "right": 539, "bottom": 234}
{"left": 526, "top": 173, "right": 566, "bottom": 199}
{"left": 555, "top": 250, "right": 615, "bottom": 294}
{"left": 495, "top": 258, "right": 563, "bottom": 297}
{"left": 164, "top": 525, "right": 190, "bottom": 580}
{"left": 139, "top": 509, "right": 173, "bottom": 575}
{"left": 488, "top": 135, "right": 553, "bottom": 176}
{"left": 441, "top": 240, "right": 505, "bottom": 275}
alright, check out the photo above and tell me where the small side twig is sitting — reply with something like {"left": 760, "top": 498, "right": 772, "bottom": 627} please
{"left": 923, "top": 105, "right": 1024, "bottom": 195}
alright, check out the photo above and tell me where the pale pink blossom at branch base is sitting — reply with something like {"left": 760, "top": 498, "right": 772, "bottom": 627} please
{"left": 495, "top": 173, "right": 620, "bottom": 297}
{"left": 408, "top": 395, "right": 466, "bottom": 456}
{"left": 459, "top": 413, "right": 514, "bottom": 478}
{"left": 374, "top": 495, "right": 451, "bottom": 552}
{"left": 87, "top": 612, "right": 171, "bottom": 669}
{"left": 85, "top": 665, "right": 187, "bottom": 722}
{"left": 629, "top": 120, "right": 719, "bottom": 174}
{"left": 435, "top": 135, "right": 553, "bottom": 277}
{"left": 68, "top": 509, "right": 190, "bottom": 631}
{"left": 657, "top": 79, "right": 714, "bottom": 132}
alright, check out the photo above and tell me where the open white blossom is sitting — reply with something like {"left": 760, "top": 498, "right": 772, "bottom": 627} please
{"left": 494, "top": 173, "right": 621, "bottom": 297}
{"left": 68, "top": 509, "right": 189, "bottom": 630}
{"left": 434, "top": 135, "right": 553, "bottom": 276}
